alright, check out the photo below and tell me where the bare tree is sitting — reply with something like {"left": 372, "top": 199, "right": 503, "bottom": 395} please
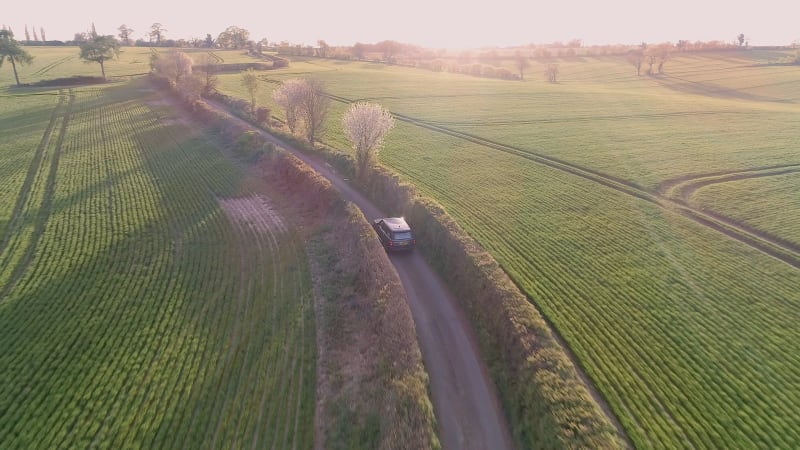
{"left": 40, "top": 27, "right": 46, "bottom": 42}
{"left": 656, "top": 44, "right": 672, "bottom": 74}
{"left": 316, "top": 40, "right": 330, "bottom": 58}
{"left": 118, "top": 24, "right": 134, "bottom": 46}
{"left": 178, "top": 74, "right": 204, "bottom": 103}
{"left": 173, "top": 51, "right": 193, "bottom": 84}
{"left": 272, "top": 78, "right": 306, "bottom": 134}
{"left": 79, "top": 34, "right": 119, "bottom": 79}
{"left": 24, "top": 25, "right": 30, "bottom": 42}
{"left": 241, "top": 68, "right": 259, "bottom": 114}
{"left": 737, "top": 33, "right": 746, "bottom": 47}
{"left": 514, "top": 51, "right": 531, "bottom": 80}
{"left": 194, "top": 53, "right": 218, "bottom": 94}
{"left": 298, "top": 79, "right": 330, "bottom": 145}
{"left": 545, "top": 63, "right": 559, "bottom": 83}
{"left": 149, "top": 23, "right": 166, "bottom": 45}
{"left": 627, "top": 49, "right": 644, "bottom": 77}
{"left": 0, "top": 30, "right": 34, "bottom": 85}
{"left": 343, "top": 102, "right": 395, "bottom": 179}
{"left": 644, "top": 43, "right": 672, "bottom": 75}
{"left": 32, "top": 27, "right": 39, "bottom": 42}
{"left": 256, "top": 38, "right": 268, "bottom": 54}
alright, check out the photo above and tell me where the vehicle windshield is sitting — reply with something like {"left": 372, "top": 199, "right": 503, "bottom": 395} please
{"left": 393, "top": 231, "right": 412, "bottom": 240}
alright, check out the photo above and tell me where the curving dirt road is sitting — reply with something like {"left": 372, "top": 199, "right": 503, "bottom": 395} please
{"left": 207, "top": 102, "right": 515, "bottom": 450}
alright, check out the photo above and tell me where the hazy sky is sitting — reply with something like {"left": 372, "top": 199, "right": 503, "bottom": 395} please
{"left": 5, "top": 0, "right": 800, "bottom": 48}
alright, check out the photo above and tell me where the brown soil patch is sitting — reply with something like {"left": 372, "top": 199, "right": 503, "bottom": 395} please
{"left": 218, "top": 195, "right": 288, "bottom": 235}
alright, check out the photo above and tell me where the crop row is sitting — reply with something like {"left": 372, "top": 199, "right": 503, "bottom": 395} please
{"left": 0, "top": 85, "right": 315, "bottom": 448}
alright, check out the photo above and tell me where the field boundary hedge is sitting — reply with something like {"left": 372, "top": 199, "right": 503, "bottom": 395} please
{"left": 150, "top": 77, "right": 439, "bottom": 449}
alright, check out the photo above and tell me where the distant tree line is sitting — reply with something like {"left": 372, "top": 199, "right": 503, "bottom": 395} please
{"left": 626, "top": 42, "right": 673, "bottom": 76}
{"left": 268, "top": 37, "right": 772, "bottom": 83}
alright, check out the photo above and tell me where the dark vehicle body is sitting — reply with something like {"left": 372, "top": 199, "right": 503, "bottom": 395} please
{"left": 372, "top": 217, "right": 416, "bottom": 251}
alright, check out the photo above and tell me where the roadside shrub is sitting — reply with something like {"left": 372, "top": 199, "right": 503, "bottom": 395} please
{"left": 267, "top": 127, "right": 357, "bottom": 180}
{"left": 14, "top": 76, "right": 106, "bottom": 88}
{"left": 232, "top": 131, "right": 266, "bottom": 162}
{"left": 270, "top": 56, "right": 289, "bottom": 68}
{"left": 256, "top": 107, "right": 271, "bottom": 126}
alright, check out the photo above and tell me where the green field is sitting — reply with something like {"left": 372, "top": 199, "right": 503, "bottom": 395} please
{"left": 220, "top": 53, "right": 800, "bottom": 190}
{"left": 5, "top": 45, "right": 799, "bottom": 448}
{"left": 0, "top": 81, "right": 315, "bottom": 448}
{"left": 217, "top": 52, "right": 800, "bottom": 447}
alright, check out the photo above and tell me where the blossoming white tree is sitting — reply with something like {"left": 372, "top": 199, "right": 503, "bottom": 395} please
{"left": 342, "top": 102, "right": 395, "bottom": 179}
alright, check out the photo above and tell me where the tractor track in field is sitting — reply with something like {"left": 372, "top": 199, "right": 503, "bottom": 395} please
{"left": 676, "top": 167, "right": 800, "bottom": 205}
{"left": 318, "top": 90, "right": 800, "bottom": 269}
{"left": 660, "top": 165, "right": 800, "bottom": 255}
{"left": 0, "top": 91, "right": 65, "bottom": 258}
{"left": 391, "top": 110, "right": 747, "bottom": 127}
{"left": 31, "top": 55, "right": 76, "bottom": 77}
{"left": 657, "top": 163, "right": 800, "bottom": 198}
{"left": 0, "top": 89, "right": 73, "bottom": 301}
